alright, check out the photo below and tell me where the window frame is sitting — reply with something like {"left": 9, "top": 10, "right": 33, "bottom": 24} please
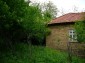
{"left": 69, "top": 29, "right": 77, "bottom": 42}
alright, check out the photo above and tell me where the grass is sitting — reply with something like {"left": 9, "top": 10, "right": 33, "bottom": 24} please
{"left": 0, "top": 43, "right": 85, "bottom": 63}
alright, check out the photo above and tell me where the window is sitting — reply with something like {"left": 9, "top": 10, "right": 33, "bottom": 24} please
{"left": 69, "top": 29, "right": 77, "bottom": 42}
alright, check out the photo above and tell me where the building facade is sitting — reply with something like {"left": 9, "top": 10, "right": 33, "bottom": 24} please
{"left": 46, "top": 13, "right": 84, "bottom": 50}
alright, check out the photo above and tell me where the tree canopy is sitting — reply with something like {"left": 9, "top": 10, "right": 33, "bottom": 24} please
{"left": 39, "top": 1, "right": 58, "bottom": 21}
{"left": 0, "top": 0, "right": 56, "bottom": 46}
{"left": 75, "top": 21, "right": 85, "bottom": 42}
{"left": 75, "top": 12, "right": 85, "bottom": 42}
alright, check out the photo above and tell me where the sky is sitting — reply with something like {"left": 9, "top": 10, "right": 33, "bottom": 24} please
{"left": 27, "top": 0, "right": 85, "bottom": 16}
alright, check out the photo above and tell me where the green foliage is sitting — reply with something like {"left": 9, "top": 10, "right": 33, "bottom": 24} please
{"left": 0, "top": 0, "right": 57, "bottom": 46}
{"left": 0, "top": 0, "right": 48, "bottom": 45}
{"left": 0, "top": 43, "right": 85, "bottom": 63}
{"left": 75, "top": 21, "right": 85, "bottom": 42}
{"left": 41, "top": 1, "right": 58, "bottom": 19}
{"left": 0, "top": 0, "right": 27, "bottom": 43}
{"left": 22, "top": 4, "right": 46, "bottom": 45}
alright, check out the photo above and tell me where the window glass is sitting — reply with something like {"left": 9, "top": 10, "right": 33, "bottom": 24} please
{"left": 69, "top": 29, "right": 77, "bottom": 42}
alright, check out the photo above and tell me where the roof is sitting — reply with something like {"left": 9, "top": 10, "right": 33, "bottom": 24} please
{"left": 49, "top": 12, "right": 85, "bottom": 24}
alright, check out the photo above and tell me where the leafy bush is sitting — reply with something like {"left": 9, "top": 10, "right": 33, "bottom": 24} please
{"left": 0, "top": 43, "right": 85, "bottom": 63}
{"left": 75, "top": 21, "right": 85, "bottom": 42}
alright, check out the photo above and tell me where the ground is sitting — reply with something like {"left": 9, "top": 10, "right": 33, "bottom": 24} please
{"left": 0, "top": 43, "right": 85, "bottom": 63}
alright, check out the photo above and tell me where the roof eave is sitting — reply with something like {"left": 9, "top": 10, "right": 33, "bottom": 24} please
{"left": 48, "top": 22, "right": 75, "bottom": 26}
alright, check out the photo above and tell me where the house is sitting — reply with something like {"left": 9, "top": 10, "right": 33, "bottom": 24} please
{"left": 46, "top": 12, "right": 85, "bottom": 50}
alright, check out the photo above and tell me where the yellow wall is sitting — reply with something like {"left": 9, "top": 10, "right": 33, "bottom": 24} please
{"left": 46, "top": 24, "right": 74, "bottom": 50}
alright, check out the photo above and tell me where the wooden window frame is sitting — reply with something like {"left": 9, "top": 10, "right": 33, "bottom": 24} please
{"left": 69, "top": 29, "right": 77, "bottom": 42}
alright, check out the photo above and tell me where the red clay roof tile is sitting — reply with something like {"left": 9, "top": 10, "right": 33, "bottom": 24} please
{"left": 49, "top": 13, "right": 84, "bottom": 24}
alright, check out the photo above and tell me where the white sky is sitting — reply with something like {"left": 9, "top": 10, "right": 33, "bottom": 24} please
{"left": 28, "top": 0, "right": 85, "bottom": 16}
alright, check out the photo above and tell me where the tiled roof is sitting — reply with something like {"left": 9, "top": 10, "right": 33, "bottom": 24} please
{"left": 49, "top": 13, "right": 84, "bottom": 24}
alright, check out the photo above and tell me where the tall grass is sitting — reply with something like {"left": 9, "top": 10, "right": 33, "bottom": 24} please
{"left": 0, "top": 43, "right": 85, "bottom": 63}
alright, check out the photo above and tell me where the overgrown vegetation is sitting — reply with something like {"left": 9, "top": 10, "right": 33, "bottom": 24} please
{"left": 75, "top": 12, "right": 85, "bottom": 42}
{"left": 0, "top": 0, "right": 59, "bottom": 62}
{"left": 0, "top": 0, "right": 46, "bottom": 46}
{"left": 0, "top": 0, "right": 85, "bottom": 63}
{"left": 75, "top": 21, "right": 85, "bottom": 42}
{"left": 0, "top": 43, "right": 85, "bottom": 63}
{"left": 0, "top": 0, "right": 58, "bottom": 46}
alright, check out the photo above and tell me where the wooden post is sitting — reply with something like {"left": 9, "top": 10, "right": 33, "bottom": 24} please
{"left": 27, "top": 34, "right": 32, "bottom": 63}
{"left": 67, "top": 42, "right": 72, "bottom": 63}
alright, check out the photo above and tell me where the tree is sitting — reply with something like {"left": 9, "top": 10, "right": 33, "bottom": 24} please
{"left": 75, "top": 21, "right": 85, "bottom": 42}
{"left": 75, "top": 13, "right": 85, "bottom": 42}
{"left": 60, "top": 8, "right": 65, "bottom": 15}
{"left": 72, "top": 5, "right": 78, "bottom": 12}
{"left": 22, "top": 4, "right": 47, "bottom": 45}
{"left": 41, "top": 1, "right": 58, "bottom": 20}
{"left": 0, "top": 0, "right": 27, "bottom": 43}
{"left": 0, "top": 0, "right": 55, "bottom": 46}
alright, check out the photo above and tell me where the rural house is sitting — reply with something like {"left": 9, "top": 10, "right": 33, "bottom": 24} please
{"left": 46, "top": 12, "right": 85, "bottom": 50}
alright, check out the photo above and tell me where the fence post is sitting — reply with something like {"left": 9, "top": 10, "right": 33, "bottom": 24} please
{"left": 67, "top": 42, "right": 72, "bottom": 63}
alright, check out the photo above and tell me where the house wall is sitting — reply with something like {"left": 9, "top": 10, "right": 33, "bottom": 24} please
{"left": 46, "top": 24, "right": 74, "bottom": 50}
{"left": 46, "top": 23, "right": 85, "bottom": 57}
